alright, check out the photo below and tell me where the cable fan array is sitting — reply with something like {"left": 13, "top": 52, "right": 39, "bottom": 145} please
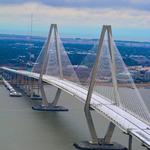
{"left": 32, "top": 25, "right": 80, "bottom": 84}
{"left": 78, "top": 31, "right": 150, "bottom": 125}
{"left": 32, "top": 25, "right": 150, "bottom": 125}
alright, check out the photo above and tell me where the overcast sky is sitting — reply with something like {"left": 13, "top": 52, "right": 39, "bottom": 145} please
{"left": 0, "top": 0, "right": 149, "bottom": 41}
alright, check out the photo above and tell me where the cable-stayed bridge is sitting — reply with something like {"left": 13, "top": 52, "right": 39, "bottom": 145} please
{"left": 1, "top": 24, "right": 150, "bottom": 150}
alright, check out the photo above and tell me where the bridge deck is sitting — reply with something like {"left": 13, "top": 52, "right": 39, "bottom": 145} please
{"left": 1, "top": 67, "right": 150, "bottom": 148}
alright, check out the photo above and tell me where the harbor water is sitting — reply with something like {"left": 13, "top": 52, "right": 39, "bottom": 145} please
{"left": 0, "top": 84, "right": 149, "bottom": 150}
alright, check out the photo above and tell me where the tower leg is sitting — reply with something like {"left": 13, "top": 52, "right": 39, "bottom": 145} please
{"left": 74, "top": 120, "right": 127, "bottom": 150}
{"left": 51, "top": 88, "right": 62, "bottom": 106}
{"left": 32, "top": 85, "right": 68, "bottom": 111}
{"left": 104, "top": 122, "right": 115, "bottom": 144}
{"left": 40, "top": 81, "right": 49, "bottom": 106}
{"left": 84, "top": 103, "right": 99, "bottom": 144}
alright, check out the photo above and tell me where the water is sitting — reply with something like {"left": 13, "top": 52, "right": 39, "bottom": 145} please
{"left": 0, "top": 84, "right": 148, "bottom": 150}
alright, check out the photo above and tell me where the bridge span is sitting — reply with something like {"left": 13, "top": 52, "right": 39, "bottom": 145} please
{"left": 1, "top": 66, "right": 150, "bottom": 149}
{"left": 1, "top": 24, "right": 150, "bottom": 150}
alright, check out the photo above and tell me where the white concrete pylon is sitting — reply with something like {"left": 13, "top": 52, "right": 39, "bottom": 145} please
{"left": 39, "top": 24, "right": 55, "bottom": 106}
{"left": 84, "top": 25, "right": 120, "bottom": 144}
{"left": 37, "top": 24, "right": 64, "bottom": 108}
{"left": 84, "top": 25, "right": 107, "bottom": 144}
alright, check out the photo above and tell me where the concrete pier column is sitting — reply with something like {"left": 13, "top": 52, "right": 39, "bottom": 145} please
{"left": 128, "top": 135, "right": 132, "bottom": 150}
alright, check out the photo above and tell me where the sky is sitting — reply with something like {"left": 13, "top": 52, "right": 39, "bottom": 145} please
{"left": 0, "top": 0, "right": 150, "bottom": 41}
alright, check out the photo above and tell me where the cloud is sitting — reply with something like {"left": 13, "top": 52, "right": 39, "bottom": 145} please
{"left": 0, "top": 0, "right": 150, "bottom": 11}
{"left": 0, "top": 3, "right": 149, "bottom": 27}
{"left": 0, "top": 2, "right": 149, "bottom": 41}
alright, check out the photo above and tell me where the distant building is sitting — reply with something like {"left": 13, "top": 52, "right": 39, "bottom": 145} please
{"left": 117, "top": 72, "right": 132, "bottom": 83}
{"left": 128, "top": 66, "right": 150, "bottom": 82}
{"left": 144, "top": 71, "right": 150, "bottom": 81}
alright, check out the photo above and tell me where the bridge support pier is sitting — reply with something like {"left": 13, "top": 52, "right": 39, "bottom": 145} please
{"left": 74, "top": 114, "right": 127, "bottom": 150}
{"left": 16, "top": 74, "right": 21, "bottom": 88}
{"left": 21, "top": 76, "right": 25, "bottom": 91}
{"left": 123, "top": 131, "right": 133, "bottom": 150}
{"left": 15, "top": 75, "right": 42, "bottom": 100}
{"left": 32, "top": 83, "right": 68, "bottom": 111}
{"left": 19, "top": 75, "right": 23, "bottom": 90}
{"left": 128, "top": 134, "right": 132, "bottom": 150}
{"left": 30, "top": 78, "right": 42, "bottom": 100}
{"left": 23, "top": 76, "right": 27, "bottom": 92}
{"left": 18, "top": 75, "right": 29, "bottom": 95}
{"left": 32, "top": 24, "right": 68, "bottom": 112}
{"left": 32, "top": 87, "right": 68, "bottom": 111}
{"left": 24, "top": 77, "right": 28, "bottom": 95}
{"left": 74, "top": 25, "right": 127, "bottom": 150}
{"left": 26, "top": 77, "right": 31, "bottom": 97}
